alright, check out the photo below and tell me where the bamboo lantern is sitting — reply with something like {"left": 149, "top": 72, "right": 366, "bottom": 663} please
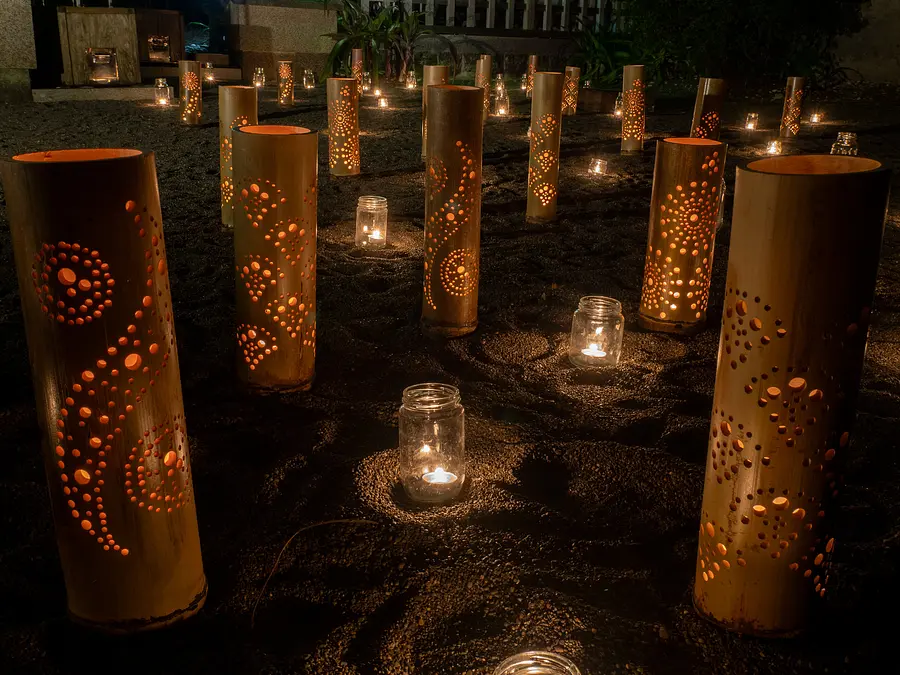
{"left": 690, "top": 77, "right": 726, "bottom": 140}
{"left": 562, "top": 66, "right": 580, "bottom": 115}
{"left": 277, "top": 60, "right": 294, "bottom": 107}
{"left": 422, "top": 85, "right": 484, "bottom": 337}
{"left": 232, "top": 126, "right": 318, "bottom": 391}
{"left": 351, "top": 48, "right": 364, "bottom": 93}
{"left": 526, "top": 54, "right": 538, "bottom": 98}
{"left": 179, "top": 60, "right": 202, "bottom": 125}
{"left": 327, "top": 77, "right": 361, "bottom": 176}
{"left": 779, "top": 76, "right": 806, "bottom": 138}
{"left": 638, "top": 138, "right": 727, "bottom": 334}
{"left": 475, "top": 55, "right": 492, "bottom": 124}
{"left": 526, "top": 72, "right": 564, "bottom": 224}
{"left": 621, "top": 65, "right": 646, "bottom": 154}
{"left": 0, "top": 149, "right": 207, "bottom": 631}
{"left": 421, "top": 64, "right": 450, "bottom": 161}
{"left": 219, "top": 86, "right": 259, "bottom": 227}
{"left": 694, "top": 155, "right": 891, "bottom": 636}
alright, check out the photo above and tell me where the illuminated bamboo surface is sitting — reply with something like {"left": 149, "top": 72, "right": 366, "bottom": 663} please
{"left": 232, "top": 126, "right": 318, "bottom": 391}
{"left": 638, "top": 138, "right": 727, "bottom": 334}
{"left": 421, "top": 65, "right": 450, "bottom": 161}
{"left": 219, "top": 86, "right": 258, "bottom": 226}
{"left": 694, "top": 155, "right": 891, "bottom": 636}
{"left": 562, "top": 66, "right": 580, "bottom": 115}
{"left": 277, "top": 60, "right": 294, "bottom": 107}
{"left": 779, "top": 76, "right": 806, "bottom": 138}
{"left": 475, "top": 55, "right": 492, "bottom": 124}
{"left": 690, "top": 77, "right": 726, "bottom": 139}
{"left": 0, "top": 149, "right": 207, "bottom": 632}
{"left": 526, "top": 54, "right": 538, "bottom": 98}
{"left": 621, "top": 65, "right": 645, "bottom": 154}
{"left": 526, "top": 72, "right": 564, "bottom": 224}
{"left": 351, "top": 48, "right": 364, "bottom": 93}
{"left": 422, "top": 85, "right": 484, "bottom": 337}
{"left": 179, "top": 60, "right": 201, "bottom": 125}
{"left": 327, "top": 78, "right": 361, "bottom": 176}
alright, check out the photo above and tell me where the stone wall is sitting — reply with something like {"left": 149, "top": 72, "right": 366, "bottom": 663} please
{"left": 229, "top": 0, "right": 337, "bottom": 79}
{"left": 837, "top": 0, "right": 900, "bottom": 83}
{"left": 0, "top": 0, "right": 37, "bottom": 101}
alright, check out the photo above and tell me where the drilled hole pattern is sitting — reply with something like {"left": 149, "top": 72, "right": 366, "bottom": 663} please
{"left": 220, "top": 115, "right": 251, "bottom": 210}
{"left": 527, "top": 113, "right": 560, "bottom": 208}
{"left": 562, "top": 69, "right": 580, "bottom": 115}
{"left": 180, "top": 71, "right": 201, "bottom": 123}
{"left": 278, "top": 62, "right": 294, "bottom": 106}
{"left": 693, "top": 110, "right": 720, "bottom": 139}
{"left": 780, "top": 87, "right": 804, "bottom": 137}
{"left": 328, "top": 83, "right": 360, "bottom": 173}
{"left": 622, "top": 79, "right": 645, "bottom": 144}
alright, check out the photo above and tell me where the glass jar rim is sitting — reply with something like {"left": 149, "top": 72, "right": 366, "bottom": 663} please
{"left": 155, "top": 78, "right": 167, "bottom": 86}
{"left": 837, "top": 131, "right": 857, "bottom": 140}
{"left": 358, "top": 195, "right": 388, "bottom": 208}
{"left": 402, "top": 383, "right": 460, "bottom": 411}
{"left": 578, "top": 295, "right": 622, "bottom": 317}
{"left": 493, "top": 651, "right": 581, "bottom": 675}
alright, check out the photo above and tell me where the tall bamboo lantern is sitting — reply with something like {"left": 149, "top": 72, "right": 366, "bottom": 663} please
{"left": 690, "top": 77, "right": 726, "bottom": 139}
{"left": 351, "top": 48, "right": 364, "bottom": 93}
{"left": 779, "top": 76, "right": 806, "bottom": 138}
{"left": 526, "top": 54, "right": 538, "bottom": 98}
{"left": 694, "top": 155, "right": 890, "bottom": 636}
{"left": 562, "top": 66, "right": 580, "bottom": 115}
{"left": 621, "top": 64, "right": 646, "bottom": 154}
{"left": 421, "top": 64, "right": 450, "bottom": 161}
{"left": 474, "top": 55, "right": 492, "bottom": 124}
{"left": 219, "top": 86, "right": 259, "bottom": 227}
{"left": 232, "top": 126, "right": 318, "bottom": 391}
{"left": 327, "top": 77, "right": 361, "bottom": 176}
{"left": 638, "top": 138, "right": 727, "bottom": 334}
{"left": 0, "top": 149, "right": 207, "bottom": 631}
{"left": 422, "top": 85, "right": 484, "bottom": 337}
{"left": 277, "top": 60, "right": 294, "bottom": 107}
{"left": 526, "top": 72, "right": 564, "bottom": 224}
{"left": 179, "top": 60, "right": 202, "bottom": 125}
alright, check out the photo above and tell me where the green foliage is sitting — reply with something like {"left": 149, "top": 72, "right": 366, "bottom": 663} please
{"left": 619, "top": 0, "right": 868, "bottom": 84}
{"left": 572, "top": 23, "right": 640, "bottom": 87}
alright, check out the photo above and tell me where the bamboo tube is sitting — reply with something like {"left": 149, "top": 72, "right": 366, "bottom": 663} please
{"left": 219, "top": 86, "right": 258, "bottom": 227}
{"left": 526, "top": 54, "right": 538, "bottom": 98}
{"left": 526, "top": 72, "right": 564, "bottom": 224}
{"left": 779, "top": 76, "right": 806, "bottom": 138}
{"left": 694, "top": 155, "right": 891, "bottom": 636}
{"left": 277, "top": 60, "right": 294, "bottom": 107}
{"left": 475, "top": 55, "right": 492, "bottom": 124}
{"left": 422, "top": 85, "right": 484, "bottom": 337}
{"left": 638, "top": 138, "right": 727, "bottom": 334}
{"left": 232, "top": 126, "right": 318, "bottom": 391}
{"left": 689, "top": 77, "right": 726, "bottom": 139}
{"left": 562, "top": 66, "right": 580, "bottom": 115}
{"left": 0, "top": 149, "right": 207, "bottom": 631}
{"left": 179, "top": 60, "right": 202, "bottom": 125}
{"left": 351, "top": 48, "right": 364, "bottom": 94}
{"left": 621, "top": 65, "right": 646, "bottom": 154}
{"left": 421, "top": 65, "right": 450, "bottom": 161}
{"left": 327, "top": 77, "right": 361, "bottom": 176}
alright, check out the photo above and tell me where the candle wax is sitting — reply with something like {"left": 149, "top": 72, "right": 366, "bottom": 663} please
{"left": 422, "top": 467, "right": 457, "bottom": 484}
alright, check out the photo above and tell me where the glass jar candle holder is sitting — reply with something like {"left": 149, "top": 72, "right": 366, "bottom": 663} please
{"left": 399, "top": 383, "right": 465, "bottom": 504}
{"left": 589, "top": 158, "right": 607, "bottom": 175}
{"left": 204, "top": 62, "right": 215, "bottom": 83}
{"left": 356, "top": 196, "right": 387, "bottom": 248}
{"left": 493, "top": 652, "right": 581, "bottom": 675}
{"left": 745, "top": 112, "right": 759, "bottom": 130}
{"left": 494, "top": 73, "right": 505, "bottom": 92}
{"left": 568, "top": 296, "right": 624, "bottom": 369}
{"left": 613, "top": 92, "right": 624, "bottom": 117}
{"left": 252, "top": 67, "right": 265, "bottom": 88}
{"left": 493, "top": 88, "right": 509, "bottom": 116}
{"left": 373, "top": 87, "right": 382, "bottom": 97}
{"left": 583, "top": 79, "right": 592, "bottom": 89}
{"left": 809, "top": 110, "right": 823, "bottom": 124}
{"left": 405, "top": 71, "right": 417, "bottom": 89}
{"left": 154, "top": 77, "right": 172, "bottom": 106}
{"left": 362, "top": 72, "right": 372, "bottom": 93}
{"left": 766, "top": 139, "right": 783, "bottom": 155}
{"left": 831, "top": 131, "right": 858, "bottom": 156}
{"left": 520, "top": 74, "right": 528, "bottom": 91}
{"left": 378, "top": 96, "right": 388, "bottom": 108}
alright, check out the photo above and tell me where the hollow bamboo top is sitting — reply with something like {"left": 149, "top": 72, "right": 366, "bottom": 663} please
{"left": 745, "top": 155, "right": 883, "bottom": 175}
{"left": 221, "top": 85, "right": 257, "bottom": 91}
{"left": 430, "top": 85, "right": 481, "bottom": 93}
{"left": 328, "top": 77, "right": 356, "bottom": 83}
{"left": 11, "top": 148, "right": 142, "bottom": 163}
{"left": 663, "top": 138, "right": 722, "bottom": 147}
{"left": 237, "top": 125, "right": 313, "bottom": 136}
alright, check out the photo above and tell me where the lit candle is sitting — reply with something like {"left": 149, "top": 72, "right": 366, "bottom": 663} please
{"left": 369, "top": 229, "right": 383, "bottom": 241}
{"left": 590, "top": 158, "right": 607, "bottom": 175}
{"left": 745, "top": 112, "right": 759, "bottom": 130}
{"left": 810, "top": 111, "right": 822, "bottom": 124}
{"left": 422, "top": 467, "right": 458, "bottom": 484}
{"left": 767, "top": 140, "right": 782, "bottom": 155}
{"left": 374, "top": 88, "right": 382, "bottom": 97}
{"left": 204, "top": 62, "right": 215, "bottom": 83}
{"left": 157, "top": 97, "right": 169, "bottom": 106}
{"left": 378, "top": 97, "right": 388, "bottom": 108}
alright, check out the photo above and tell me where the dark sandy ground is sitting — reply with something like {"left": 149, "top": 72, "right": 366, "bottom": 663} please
{"left": 1, "top": 81, "right": 899, "bottom": 675}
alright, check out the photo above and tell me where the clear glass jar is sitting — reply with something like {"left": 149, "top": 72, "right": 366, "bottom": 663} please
{"left": 831, "top": 131, "right": 858, "bottom": 156}
{"left": 745, "top": 112, "right": 759, "bottom": 130}
{"left": 302, "top": 68, "right": 315, "bottom": 89}
{"left": 520, "top": 74, "right": 528, "bottom": 91}
{"left": 493, "top": 652, "right": 581, "bottom": 675}
{"left": 494, "top": 73, "right": 505, "bottom": 93}
{"left": 613, "top": 92, "right": 624, "bottom": 117}
{"left": 589, "top": 158, "right": 607, "bottom": 175}
{"left": 362, "top": 72, "right": 372, "bottom": 92}
{"left": 582, "top": 79, "right": 592, "bottom": 89}
{"left": 399, "top": 383, "right": 465, "bottom": 504}
{"left": 766, "top": 139, "right": 782, "bottom": 155}
{"left": 154, "top": 77, "right": 172, "bottom": 106}
{"left": 405, "top": 70, "right": 417, "bottom": 89}
{"left": 568, "top": 296, "right": 624, "bottom": 368}
{"left": 356, "top": 196, "right": 388, "bottom": 249}
{"left": 493, "top": 87, "right": 509, "bottom": 116}
{"left": 204, "top": 62, "right": 215, "bottom": 83}
{"left": 252, "top": 67, "right": 265, "bottom": 88}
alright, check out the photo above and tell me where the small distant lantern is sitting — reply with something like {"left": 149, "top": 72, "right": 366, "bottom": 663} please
{"left": 302, "top": 69, "right": 315, "bottom": 89}
{"left": 252, "top": 67, "right": 265, "bottom": 88}
{"left": 568, "top": 296, "right": 624, "bottom": 368}
{"left": 362, "top": 72, "right": 372, "bottom": 93}
{"left": 373, "top": 87, "right": 382, "bottom": 98}
{"left": 745, "top": 112, "right": 759, "bottom": 130}
{"left": 562, "top": 66, "right": 580, "bottom": 116}
{"left": 154, "top": 77, "right": 172, "bottom": 106}
{"left": 493, "top": 88, "right": 509, "bottom": 116}
{"left": 356, "top": 196, "right": 388, "bottom": 248}
{"left": 179, "top": 60, "right": 202, "bottom": 125}
{"left": 327, "top": 77, "right": 361, "bottom": 176}
{"left": 399, "top": 383, "right": 466, "bottom": 504}
{"left": 475, "top": 55, "right": 492, "bottom": 124}
{"left": 620, "top": 65, "right": 645, "bottom": 154}
{"left": 809, "top": 110, "right": 823, "bottom": 124}
{"left": 767, "top": 139, "right": 783, "bottom": 155}
{"left": 779, "top": 76, "right": 806, "bottom": 138}
{"left": 526, "top": 54, "right": 538, "bottom": 97}
{"left": 583, "top": 79, "right": 592, "bottom": 89}
{"left": 589, "top": 158, "right": 608, "bottom": 175}
{"left": 831, "top": 131, "right": 859, "bottom": 156}
{"left": 204, "top": 62, "right": 215, "bottom": 84}
{"left": 86, "top": 47, "right": 118, "bottom": 84}
{"left": 351, "top": 48, "right": 364, "bottom": 93}
{"left": 520, "top": 74, "right": 527, "bottom": 91}
{"left": 527, "top": 72, "right": 564, "bottom": 223}
{"left": 494, "top": 73, "right": 505, "bottom": 93}
{"left": 147, "top": 35, "right": 171, "bottom": 63}
{"left": 613, "top": 92, "right": 624, "bottom": 117}
{"left": 405, "top": 70, "right": 417, "bottom": 89}
{"left": 277, "top": 60, "right": 294, "bottom": 106}
{"left": 378, "top": 96, "right": 388, "bottom": 108}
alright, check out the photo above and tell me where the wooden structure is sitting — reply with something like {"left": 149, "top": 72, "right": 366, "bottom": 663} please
{"left": 527, "top": 72, "right": 564, "bottom": 223}
{"left": 621, "top": 64, "right": 645, "bottom": 154}
{"left": 422, "top": 85, "right": 484, "bottom": 337}
{"left": 57, "top": 7, "right": 140, "bottom": 86}
{"left": 0, "top": 149, "right": 207, "bottom": 631}
{"left": 232, "top": 126, "right": 319, "bottom": 391}
{"left": 690, "top": 77, "right": 726, "bottom": 140}
{"left": 694, "top": 155, "right": 891, "bottom": 635}
{"left": 135, "top": 9, "right": 184, "bottom": 64}
{"left": 219, "top": 86, "right": 259, "bottom": 226}
{"left": 638, "top": 138, "right": 727, "bottom": 334}
{"left": 327, "top": 78, "right": 361, "bottom": 176}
